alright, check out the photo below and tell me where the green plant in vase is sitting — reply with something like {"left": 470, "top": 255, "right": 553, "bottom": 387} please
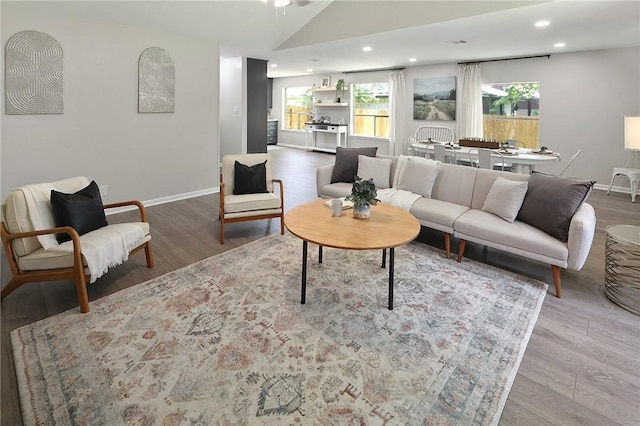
{"left": 346, "top": 176, "right": 379, "bottom": 219}
{"left": 335, "top": 78, "right": 345, "bottom": 103}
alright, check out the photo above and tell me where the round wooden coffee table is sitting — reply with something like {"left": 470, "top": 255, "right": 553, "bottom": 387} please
{"left": 285, "top": 199, "right": 421, "bottom": 310}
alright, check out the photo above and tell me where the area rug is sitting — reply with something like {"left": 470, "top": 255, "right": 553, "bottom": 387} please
{"left": 12, "top": 233, "right": 547, "bottom": 425}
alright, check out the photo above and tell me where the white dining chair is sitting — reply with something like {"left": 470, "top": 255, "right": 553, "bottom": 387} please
{"left": 433, "top": 144, "right": 456, "bottom": 163}
{"left": 558, "top": 149, "right": 582, "bottom": 177}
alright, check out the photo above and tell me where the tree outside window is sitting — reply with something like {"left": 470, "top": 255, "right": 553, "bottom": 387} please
{"left": 352, "top": 83, "right": 389, "bottom": 138}
{"left": 483, "top": 82, "right": 540, "bottom": 148}
{"left": 284, "top": 87, "right": 312, "bottom": 130}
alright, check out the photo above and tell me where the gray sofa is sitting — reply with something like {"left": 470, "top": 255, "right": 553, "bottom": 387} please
{"left": 316, "top": 154, "right": 597, "bottom": 297}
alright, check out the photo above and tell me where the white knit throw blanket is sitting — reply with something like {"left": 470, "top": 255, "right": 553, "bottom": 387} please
{"left": 20, "top": 183, "right": 145, "bottom": 283}
{"left": 376, "top": 155, "right": 422, "bottom": 211}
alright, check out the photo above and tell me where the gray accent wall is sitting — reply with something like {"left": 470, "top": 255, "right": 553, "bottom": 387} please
{"left": 246, "top": 58, "right": 267, "bottom": 154}
{"left": 1, "top": 4, "right": 220, "bottom": 202}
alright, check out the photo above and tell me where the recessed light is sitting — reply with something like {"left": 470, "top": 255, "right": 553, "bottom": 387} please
{"left": 554, "top": 42, "right": 566, "bottom": 48}
{"left": 270, "top": 64, "right": 278, "bottom": 68}
{"left": 362, "top": 46, "right": 373, "bottom": 52}
{"left": 409, "top": 58, "right": 417, "bottom": 62}
{"left": 306, "top": 68, "right": 313, "bottom": 72}
{"left": 535, "top": 20, "right": 550, "bottom": 27}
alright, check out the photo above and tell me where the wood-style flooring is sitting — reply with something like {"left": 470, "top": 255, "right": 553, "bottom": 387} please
{"left": 2, "top": 146, "right": 639, "bottom": 425}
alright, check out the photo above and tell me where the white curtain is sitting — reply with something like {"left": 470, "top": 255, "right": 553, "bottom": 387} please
{"left": 389, "top": 69, "right": 406, "bottom": 156}
{"left": 456, "top": 63, "right": 483, "bottom": 138}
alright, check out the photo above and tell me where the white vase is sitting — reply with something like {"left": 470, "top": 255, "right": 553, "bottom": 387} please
{"left": 353, "top": 203, "right": 371, "bottom": 219}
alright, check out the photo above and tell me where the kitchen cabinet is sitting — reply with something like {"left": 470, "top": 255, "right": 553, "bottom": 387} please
{"left": 267, "top": 119, "right": 278, "bottom": 145}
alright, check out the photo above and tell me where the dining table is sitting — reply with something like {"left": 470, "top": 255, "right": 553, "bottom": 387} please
{"left": 411, "top": 142, "right": 561, "bottom": 174}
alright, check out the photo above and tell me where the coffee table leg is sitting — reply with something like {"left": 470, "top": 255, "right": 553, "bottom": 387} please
{"left": 319, "top": 245, "right": 323, "bottom": 264}
{"left": 382, "top": 249, "right": 386, "bottom": 268}
{"left": 388, "top": 247, "right": 394, "bottom": 310}
{"left": 301, "top": 241, "right": 307, "bottom": 304}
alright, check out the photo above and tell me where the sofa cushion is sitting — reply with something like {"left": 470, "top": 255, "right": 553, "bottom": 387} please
{"left": 224, "top": 192, "right": 281, "bottom": 214}
{"left": 470, "top": 169, "right": 529, "bottom": 209}
{"left": 18, "top": 223, "right": 151, "bottom": 271}
{"left": 481, "top": 177, "right": 528, "bottom": 223}
{"left": 233, "top": 160, "right": 268, "bottom": 195}
{"left": 430, "top": 163, "right": 477, "bottom": 207}
{"left": 357, "top": 155, "right": 392, "bottom": 189}
{"left": 397, "top": 157, "right": 442, "bottom": 198}
{"left": 50, "top": 181, "right": 108, "bottom": 243}
{"left": 517, "top": 172, "right": 595, "bottom": 242}
{"left": 318, "top": 182, "right": 353, "bottom": 199}
{"left": 330, "top": 147, "right": 378, "bottom": 183}
{"left": 409, "top": 198, "right": 470, "bottom": 233}
{"left": 454, "top": 209, "right": 568, "bottom": 263}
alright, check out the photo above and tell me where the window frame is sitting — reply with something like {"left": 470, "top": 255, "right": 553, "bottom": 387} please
{"left": 283, "top": 86, "right": 312, "bottom": 131}
{"left": 351, "top": 82, "right": 390, "bottom": 139}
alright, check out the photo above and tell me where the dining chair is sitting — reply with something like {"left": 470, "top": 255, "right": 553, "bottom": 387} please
{"left": 558, "top": 149, "right": 582, "bottom": 177}
{"left": 433, "top": 144, "right": 456, "bottom": 163}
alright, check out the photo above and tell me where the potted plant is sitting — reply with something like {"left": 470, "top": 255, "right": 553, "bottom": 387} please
{"left": 346, "top": 176, "right": 379, "bottom": 219}
{"left": 335, "top": 78, "right": 345, "bottom": 103}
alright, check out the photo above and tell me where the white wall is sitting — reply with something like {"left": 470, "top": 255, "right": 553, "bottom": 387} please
{"left": 1, "top": 4, "right": 220, "bottom": 202}
{"left": 273, "top": 47, "right": 640, "bottom": 190}
{"left": 220, "top": 57, "right": 244, "bottom": 159}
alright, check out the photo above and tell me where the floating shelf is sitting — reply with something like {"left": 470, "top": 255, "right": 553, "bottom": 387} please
{"left": 314, "top": 102, "right": 348, "bottom": 107}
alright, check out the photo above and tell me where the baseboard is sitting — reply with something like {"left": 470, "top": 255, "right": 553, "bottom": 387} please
{"left": 106, "top": 187, "right": 220, "bottom": 216}
{"left": 275, "top": 143, "right": 307, "bottom": 150}
{"left": 593, "top": 183, "right": 634, "bottom": 194}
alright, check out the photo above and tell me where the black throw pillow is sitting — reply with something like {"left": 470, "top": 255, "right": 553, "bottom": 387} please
{"left": 517, "top": 172, "right": 596, "bottom": 242}
{"left": 233, "top": 160, "right": 268, "bottom": 195}
{"left": 51, "top": 180, "right": 108, "bottom": 243}
{"left": 330, "top": 146, "right": 378, "bottom": 184}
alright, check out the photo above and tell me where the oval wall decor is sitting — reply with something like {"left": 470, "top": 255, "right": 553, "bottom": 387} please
{"left": 5, "top": 30, "right": 64, "bottom": 114}
{"left": 138, "top": 47, "right": 175, "bottom": 113}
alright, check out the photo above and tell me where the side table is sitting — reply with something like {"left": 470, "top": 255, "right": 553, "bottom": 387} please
{"left": 604, "top": 224, "right": 640, "bottom": 315}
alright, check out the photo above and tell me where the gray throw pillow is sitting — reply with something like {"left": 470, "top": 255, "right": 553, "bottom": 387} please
{"left": 330, "top": 147, "right": 378, "bottom": 183}
{"left": 517, "top": 172, "right": 596, "bottom": 242}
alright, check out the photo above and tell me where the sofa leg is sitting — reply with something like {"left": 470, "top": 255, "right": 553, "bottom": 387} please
{"left": 444, "top": 233, "right": 451, "bottom": 258}
{"left": 551, "top": 265, "right": 562, "bottom": 298}
{"left": 457, "top": 240, "right": 466, "bottom": 263}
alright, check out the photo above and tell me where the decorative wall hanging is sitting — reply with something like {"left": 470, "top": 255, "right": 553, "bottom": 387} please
{"left": 5, "top": 30, "right": 64, "bottom": 114}
{"left": 413, "top": 77, "right": 456, "bottom": 121}
{"left": 138, "top": 47, "right": 175, "bottom": 113}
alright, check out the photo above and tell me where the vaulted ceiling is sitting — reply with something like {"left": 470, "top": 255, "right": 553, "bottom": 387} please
{"left": 6, "top": 0, "right": 640, "bottom": 77}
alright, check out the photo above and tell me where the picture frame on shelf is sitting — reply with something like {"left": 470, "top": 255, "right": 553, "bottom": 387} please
{"left": 321, "top": 76, "right": 331, "bottom": 88}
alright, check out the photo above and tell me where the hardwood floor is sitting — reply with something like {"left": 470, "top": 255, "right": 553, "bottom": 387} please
{"left": 1, "top": 146, "right": 639, "bottom": 425}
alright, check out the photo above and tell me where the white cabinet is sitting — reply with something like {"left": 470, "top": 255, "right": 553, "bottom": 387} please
{"left": 305, "top": 123, "right": 348, "bottom": 153}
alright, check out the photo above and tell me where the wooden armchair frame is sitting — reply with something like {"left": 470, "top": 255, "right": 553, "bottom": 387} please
{"left": 1, "top": 200, "right": 153, "bottom": 313}
{"left": 219, "top": 176, "right": 284, "bottom": 244}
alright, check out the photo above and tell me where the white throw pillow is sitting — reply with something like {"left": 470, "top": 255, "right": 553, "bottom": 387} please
{"left": 356, "top": 155, "right": 392, "bottom": 188}
{"left": 481, "top": 177, "right": 528, "bottom": 223}
{"left": 397, "top": 157, "right": 441, "bottom": 198}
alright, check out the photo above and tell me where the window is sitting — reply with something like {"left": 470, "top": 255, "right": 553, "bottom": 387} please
{"left": 284, "top": 87, "right": 312, "bottom": 130}
{"left": 352, "top": 83, "right": 389, "bottom": 138}
{"left": 482, "top": 82, "right": 540, "bottom": 148}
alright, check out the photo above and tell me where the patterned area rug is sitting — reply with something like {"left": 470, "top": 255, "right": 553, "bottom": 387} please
{"left": 12, "top": 233, "right": 547, "bottom": 425}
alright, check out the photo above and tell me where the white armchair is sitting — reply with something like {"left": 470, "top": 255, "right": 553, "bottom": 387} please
{"left": 219, "top": 153, "right": 284, "bottom": 243}
{"left": 1, "top": 176, "right": 153, "bottom": 313}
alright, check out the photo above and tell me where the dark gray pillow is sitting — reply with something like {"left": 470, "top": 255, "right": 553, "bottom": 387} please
{"left": 51, "top": 181, "right": 108, "bottom": 243}
{"left": 330, "top": 147, "right": 378, "bottom": 184}
{"left": 233, "top": 160, "right": 268, "bottom": 195}
{"left": 517, "top": 172, "right": 595, "bottom": 242}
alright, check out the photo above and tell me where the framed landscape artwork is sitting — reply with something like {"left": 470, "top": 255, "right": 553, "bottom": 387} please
{"left": 413, "top": 77, "right": 456, "bottom": 121}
